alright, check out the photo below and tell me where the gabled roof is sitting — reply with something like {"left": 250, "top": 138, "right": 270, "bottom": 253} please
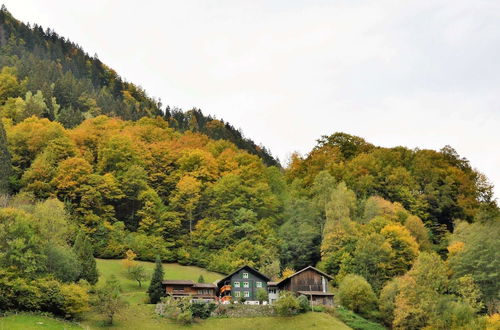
{"left": 193, "top": 283, "right": 217, "bottom": 288}
{"left": 276, "top": 266, "right": 333, "bottom": 286}
{"left": 162, "top": 280, "right": 194, "bottom": 285}
{"left": 216, "top": 265, "right": 270, "bottom": 286}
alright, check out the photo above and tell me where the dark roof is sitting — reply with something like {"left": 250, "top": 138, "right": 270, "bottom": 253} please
{"left": 162, "top": 280, "right": 194, "bottom": 285}
{"left": 217, "top": 265, "right": 270, "bottom": 286}
{"left": 193, "top": 283, "right": 217, "bottom": 288}
{"left": 297, "top": 291, "right": 334, "bottom": 296}
{"left": 276, "top": 266, "right": 334, "bottom": 286}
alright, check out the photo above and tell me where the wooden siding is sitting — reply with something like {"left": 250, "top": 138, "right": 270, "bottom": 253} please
{"left": 281, "top": 269, "right": 326, "bottom": 292}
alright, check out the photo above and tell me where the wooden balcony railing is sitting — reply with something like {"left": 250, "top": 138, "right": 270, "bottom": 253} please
{"left": 220, "top": 285, "right": 231, "bottom": 293}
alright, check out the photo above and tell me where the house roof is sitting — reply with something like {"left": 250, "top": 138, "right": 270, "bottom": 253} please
{"left": 193, "top": 283, "right": 217, "bottom": 288}
{"left": 297, "top": 291, "right": 335, "bottom": 296}
{"left": 216, "top": 265, "right": 270, "bottom": 286}
{"left": 276, "top": 266, "right": 333, "bottom": 286}
{"left": 162, "top": 280, "right": 194, "bottom": 285}
{"left": 267, "top": 281, "right": 278, "bottom": 286}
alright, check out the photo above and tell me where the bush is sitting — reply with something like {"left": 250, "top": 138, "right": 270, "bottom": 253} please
{"left": 59, "top": 283, "right": 90, "bottom": 319}
{"left": 335, "top": 306, "right": 386, "bottom": 330}
{"left": 256, "top": 288, "right": 269, "bottom": 304}
{"left": 338, "top": 274, "right": 377, "bottom": 317}
{"left": 297, "top": 295, "right": 310, "bottom": 312}
{"left": 0, "top": 271, "right": 89, "bottom": 319}
{"left": 190, "top": 303, "right": 216, "bottom": 319}
{"left": 274, "top": 291, "right": 300, "bottom": 316}
{"left": 176, "top": 310, "right": 193, "bottom": 325}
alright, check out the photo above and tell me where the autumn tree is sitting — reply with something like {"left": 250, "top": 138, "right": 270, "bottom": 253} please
{"left": 122, "top": 249, "right": 137, "bottom": 273}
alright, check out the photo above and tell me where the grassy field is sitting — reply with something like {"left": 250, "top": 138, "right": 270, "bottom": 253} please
{"left": 0, "top": 313, "right": 82, "bottom": 330}
{"left": 1, "top": 259, "right": 352, "bottom": 329}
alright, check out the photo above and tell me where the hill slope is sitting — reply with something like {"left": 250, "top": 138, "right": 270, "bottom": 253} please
{"left": 0, "top": 5, "right": 278, "bottom": 166}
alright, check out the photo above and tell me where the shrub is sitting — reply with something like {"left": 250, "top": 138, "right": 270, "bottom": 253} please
{"left": 190, "top": 303, "right": 216, "bottom": 319}
{"left": 274, "top": 291, "right": 300, "bottom": 316}
{"left": 338, "top": 274, "right": 377, "bottom": 317}
{"left": 59, "top": 283, "right": 90, "bottom": 319}
{"left": 256, "top": 288, "right": 269, "bottom": 304}
{"left": 334, "top": 306, "right": 386, "bottom": 330}
{"left": 176, "top": 310, "right": 193, "bottom": 325}
{"left": 297, "top": 295, "right": 310, "bottom": 312}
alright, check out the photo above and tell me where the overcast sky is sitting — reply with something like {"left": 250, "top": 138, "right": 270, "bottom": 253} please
{"left": 4, "top": 0, "right": 500, "bottom": 198}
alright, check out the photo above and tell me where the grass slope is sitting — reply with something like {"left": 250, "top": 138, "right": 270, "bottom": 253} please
{"left": 94, "top": 259, "right": 222, "bottom": 304}
{"left": 0, "top": 313, "right": 82, "bottom": 330}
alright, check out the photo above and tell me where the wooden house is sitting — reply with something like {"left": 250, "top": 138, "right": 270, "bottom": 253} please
{"left": 216, "top": 265, "right": 270, "bottom": 304}
{"left": 161, "top": 280, "right": 217, "bottom": 303}
{"left": 275, "top": 266, "right": 334, "bottom": 306}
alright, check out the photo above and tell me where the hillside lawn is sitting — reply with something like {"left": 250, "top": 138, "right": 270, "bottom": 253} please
{"left": 0, "top": 313, "right": 81, "bottom": 330}
{"left": 1, "top": 259, "right": 351, "bottom": 329}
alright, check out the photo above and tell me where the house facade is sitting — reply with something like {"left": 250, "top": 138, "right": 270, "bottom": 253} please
{"left": 275, "top": 266, "right": 334, "bottom": 306}
{"left": 162, "top": 280, "right": 217, "bottom": 303}
{"left": 217, "top": 265, "right": 270, "bottom": 304}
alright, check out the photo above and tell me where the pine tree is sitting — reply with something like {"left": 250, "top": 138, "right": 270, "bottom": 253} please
{"left": 147, "top": 255, "right": 164, "bottom": 303}
{"left": 197, "top": 275, "right": 205, "bottom": 283}
{"left": 73, "top": 231, "right": 99, "bottom": 285}
{"left": 0, "top": 120, "right": 12, "bottom": 195}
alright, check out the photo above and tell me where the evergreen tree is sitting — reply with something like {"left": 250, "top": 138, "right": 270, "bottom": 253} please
{"left": 147, "top": 255, "right": 164, "bottom": 303}
{"left": 0, "top": 120, "right": 12, "bottom": 195}
{"left": 73, "top": 231, "right": 99, "bottom": 285}
{"left": 197, "top": 275, "right": 205, "bottom": 283}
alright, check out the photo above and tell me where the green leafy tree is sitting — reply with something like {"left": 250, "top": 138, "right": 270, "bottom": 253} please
{"left": 256, "top": 288, "right": 269, "bottom": 304}
{"left": 0, "top": 120, "right": 12, "bottom": 194}
{"left": 94, "top": 275, "right": 128, "bottom": 325}
{"left": 147, "top": 256, "right": 164, "bottom": 303}
{"left": 45, "top": 244, "right": 82, "bottom": 283}
{"left": 274, "top": 291, "right": 300, "bottom": 316}
{"left": 448, "top": 220, "right": 500, "bottom": 312}
{"left": 128, "top": 265, "right": 147, "bottom": 287}
{"left": 337, "top": 274, "right": 377, "bottom": 317}
{"left": 73, "top": 232, "right": 98, "bottom": 285}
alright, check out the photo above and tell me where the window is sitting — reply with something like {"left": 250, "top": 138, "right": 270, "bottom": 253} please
{"left": 243, "top": 273, "right": 249, "bottom": 279}
{"left": 197, "top": 290, "right": 203, "bottom": 294}
{"left": 235, "top": 291, "right": 240, "bottom": 297}
{"left": 269, "top": 289, "right": 276, "bottom": 294}
{"left": 244, "top": 291, "right": 250, "bottom": 298}
{"left": 243, "top": 282, "right": 249, "bottom": 288}
{"left": 256, "top": 282, "right": 262, "bottom": 288}
{"left": 234, "top": 281, "right": 240, "bottom": 288}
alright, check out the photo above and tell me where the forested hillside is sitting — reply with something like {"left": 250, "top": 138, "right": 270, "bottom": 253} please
{"left": 0, "top": 6, "right": 498, "bottom": 329}
{"left": 0, "top": 6, "right": 277, "bottom": 166}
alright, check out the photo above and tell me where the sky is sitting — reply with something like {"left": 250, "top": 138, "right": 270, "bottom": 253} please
{"left": 3, "top": 0, "right": 500, "bottom": 198}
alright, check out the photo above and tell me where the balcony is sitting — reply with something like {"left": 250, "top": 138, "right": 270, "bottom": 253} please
{"left": 220, "top": 285, "right": 231, "bottom": 294}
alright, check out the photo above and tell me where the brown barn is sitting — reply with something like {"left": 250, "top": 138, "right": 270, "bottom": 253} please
{"left": 276, "top": 266, "right": 334, "bottom": 306}
{"left": 161, "top": 280, "right": 217, "bottom": 303}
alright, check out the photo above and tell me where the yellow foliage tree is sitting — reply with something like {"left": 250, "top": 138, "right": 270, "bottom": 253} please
{"left": 280, "top": 267, "right": 296, "bottom": 280}
{"left": 122, "top": 249, "right": 137, "bottom": 273}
